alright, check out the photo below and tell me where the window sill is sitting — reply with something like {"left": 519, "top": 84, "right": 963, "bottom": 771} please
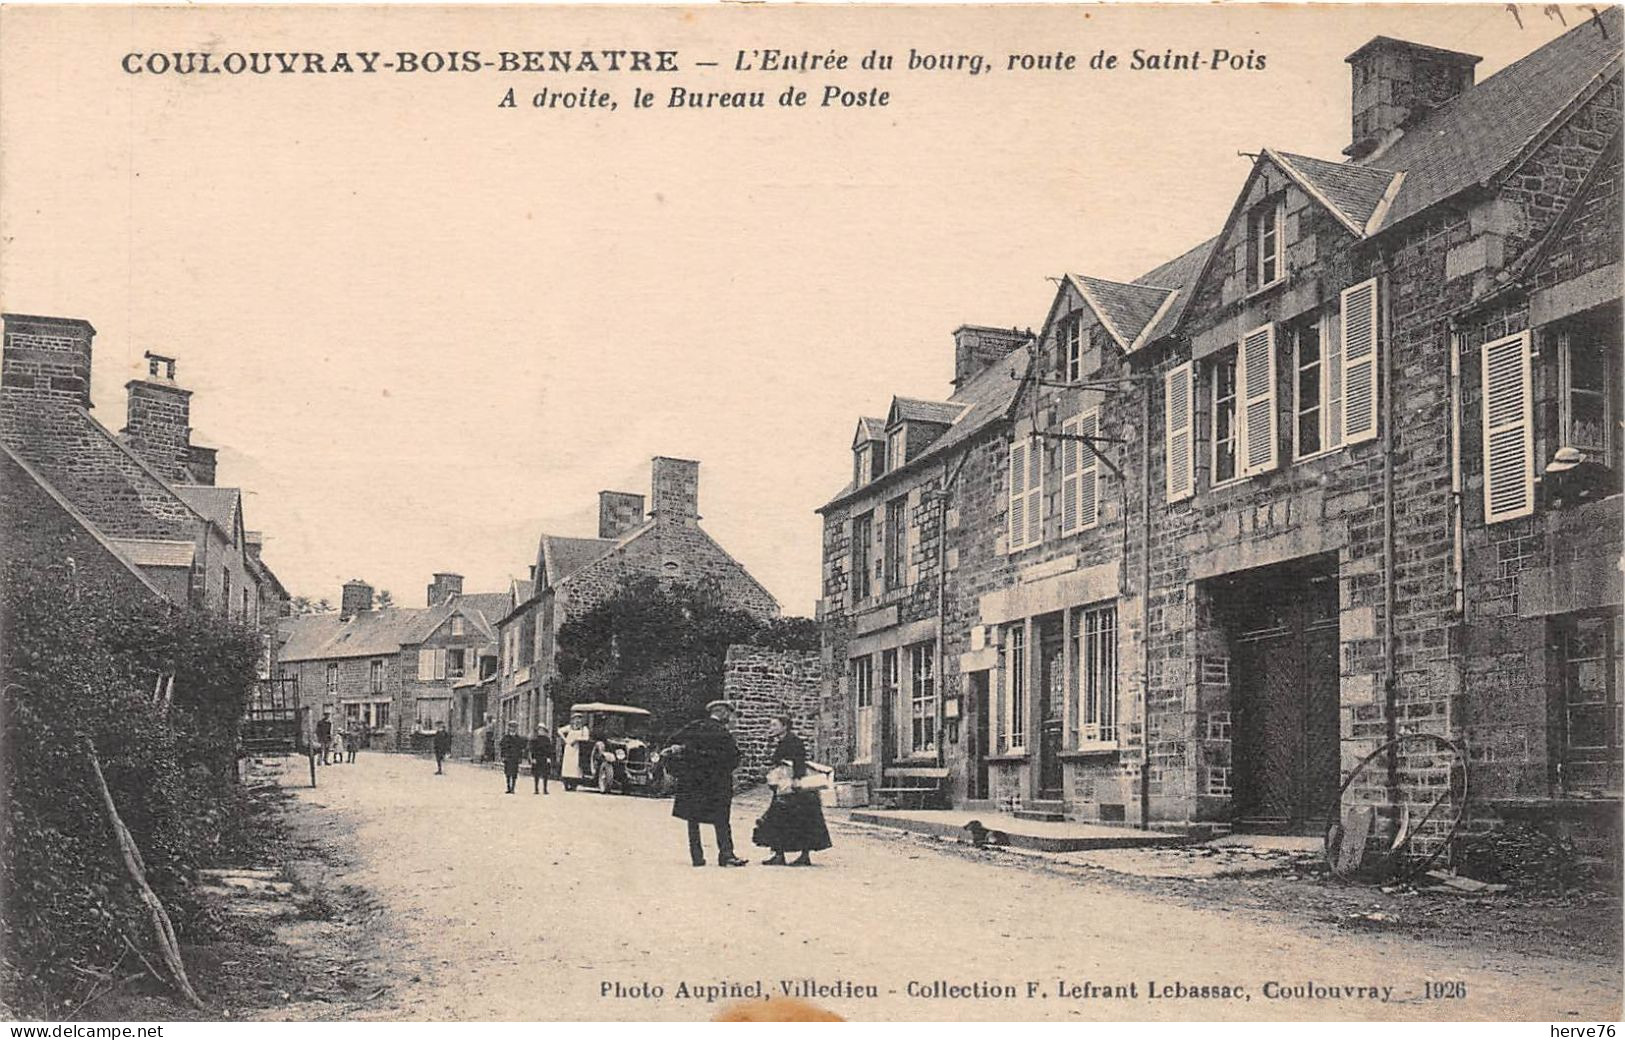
{"left": 1243, "top": 276, "right": 1288, "bottom": 303}
{"left": 1292, "top": 445, "right": 1345, "bottom": 465}
{"left": 1208, "top": 475, "right": 1248, "bottom": 493}
{"left": 1060, "top": 743, "right": 1121, "bottom": 760}
{"left": 986, "top": 751, "right": 1029, "bottom": 763}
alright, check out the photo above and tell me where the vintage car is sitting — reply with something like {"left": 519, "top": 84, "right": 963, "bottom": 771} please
{"left": 561, "top": 702, "right": 668, "bottom": 795}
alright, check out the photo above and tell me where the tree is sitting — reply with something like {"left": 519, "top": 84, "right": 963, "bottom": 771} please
{"left": 547, "top": 577, "right": 814, "bottom": 741}
{"left": 288, "top": 595, "right": 335, "bottom": 615}
{"left": 375, "top": 589, "right": 396, "bottom": 610}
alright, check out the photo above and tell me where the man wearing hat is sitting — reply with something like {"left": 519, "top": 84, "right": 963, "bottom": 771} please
{"left": 662, "top": 699, "right": 748, "bottom": 867}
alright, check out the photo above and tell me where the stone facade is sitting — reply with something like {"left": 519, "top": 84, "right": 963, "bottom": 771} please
{"left": 721, "top": 645, "right": 823, "bottom": 787}
{"left": 817, "top": 18, "right": 1623, "bottom": 855}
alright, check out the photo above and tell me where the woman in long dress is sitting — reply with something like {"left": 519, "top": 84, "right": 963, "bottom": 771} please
{"left": 754, "top": 714, "right": 832, "bottom": 866}
{"left": 558, "top": 711, "right": 591, "bottom": 786}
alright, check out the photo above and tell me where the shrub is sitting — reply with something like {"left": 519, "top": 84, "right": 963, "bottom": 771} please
{"left": 1, "top": 559, "right": 260, "bottom": 1012}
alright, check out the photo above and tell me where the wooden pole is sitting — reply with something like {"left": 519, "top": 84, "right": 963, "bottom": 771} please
{"left": 84, "top": 741, "right": 206, "bottom": 1010}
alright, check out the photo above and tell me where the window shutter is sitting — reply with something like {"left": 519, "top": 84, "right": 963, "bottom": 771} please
{"left": 1060, "top": 417, "right": 1079, "bottom": 534}
{"left": 1077, "top": 411, "right": 1100, "bottom": 530}
{"left": 435, "top": 648, "right": 448, "bottom": 680}
{"left": 1481, "top": 331, "right": 1535, "bottom": 524}
{"left": 1341, "top": 278, "right": 1379, "bottom": 444}
{"left": 418, "top": 648, "right": 434, "bottom": 680}
{"left": 1164, "top": 363, "right": 1195, "bottom": 501}
{"left": 1008, "top": 438, "right": 1028, "bottom": 550}
{"left": 1240, "top": 324, "right": 1278, "bottom": 475}
{"left": 1025, "top": 437, "right": 1044, "bottom": 547}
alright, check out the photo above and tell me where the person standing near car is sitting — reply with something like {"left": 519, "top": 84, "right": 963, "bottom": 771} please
{"left": 499, "top": 720, "right": 527, "bottom": 794}
{"left": 529, "top": 723, "right": 554, "bottom": 794}
{"left": 662, "top": 699, "right": 748, "bottom": 868}
{"left": 558, "top": 711, "right": 591, "bottom": 789}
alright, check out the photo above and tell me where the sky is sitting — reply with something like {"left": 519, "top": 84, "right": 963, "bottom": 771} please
{"left": 0, "top": 4, "right": 1583, "bottom": 615}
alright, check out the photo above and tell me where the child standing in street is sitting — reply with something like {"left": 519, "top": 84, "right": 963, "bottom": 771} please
{"left": 529, "top": 724, "right": 554, "bottom": 794}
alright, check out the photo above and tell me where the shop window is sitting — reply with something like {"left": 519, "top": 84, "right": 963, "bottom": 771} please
{"left": 1072, "top": 603, "right": 1119, "bottom": 747}
{"left": 852, "top": 655, "right": 875, "bottom": 764}
{"left": 1003, "top": 625, "right": 1027, "bottom": 753}
{"left": 908, "top": 643, "right": 936, "bottom": 756}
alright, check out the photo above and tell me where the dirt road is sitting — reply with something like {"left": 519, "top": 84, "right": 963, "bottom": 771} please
{"left": 267, "top": 752, "right": 1622, "bottom": 1022}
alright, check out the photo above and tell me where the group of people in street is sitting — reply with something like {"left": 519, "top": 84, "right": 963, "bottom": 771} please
{"left": 663, "top": 700, "right": 832, "bottom": 868}
{"left": 314, "top": 711, "right": 362, "bottom": 765}
{"left": 414, "top": 699, "right": 835, "bottom": 868}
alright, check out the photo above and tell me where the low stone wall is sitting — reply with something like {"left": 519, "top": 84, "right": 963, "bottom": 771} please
{"left": 722, "top": 645, "right": 822, "bottom": 786}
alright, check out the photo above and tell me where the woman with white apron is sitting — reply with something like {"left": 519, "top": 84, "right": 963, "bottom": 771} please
{"left": 558, "top": 711, "right": 591, "bottom": 789}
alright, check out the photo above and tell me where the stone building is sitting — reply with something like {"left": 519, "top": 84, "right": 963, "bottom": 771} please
{"left": 818, "top": 16, "right": 1623, "bottom": 851}
{"left": 0, "top": 314, "right": 289, "bottom": 634}
{"left": 721, "top": 645, "right": 823, "bottom": 786}
{"left": 277, "top": 574, "right": 505, "bottom": 751}
{"left": 497, "top": 456, "right": 781, "bottom": 737}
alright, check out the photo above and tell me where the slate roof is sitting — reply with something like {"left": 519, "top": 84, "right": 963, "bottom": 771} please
{"left": 853, "top": 416, "right": 887, "bottom": 445}
{"left": 173, "top": 485, "right": 241, "bottom": 536}
{"left": 821, "top": 342, "right": 1031, "bottom": 510}
{"left": 1070, "top": 275, "right": 1178, "bottom": 352}
{"left": 1273, "top": 150, "right": 1400, "bottom": 232}
{"left": 110, "top": 538, "right": 196, "bottom": 568}
{"left": 1366, "top": 8, "right": 1623, "bottom": 227}
{"left": 889, "top": 397, "right": 966, "bottom": 427}
{"left": 279, "top": 591, "right": 512, "bottom": 663}
{"left": 539, "top": 534, "right": 619, "bottom": 589}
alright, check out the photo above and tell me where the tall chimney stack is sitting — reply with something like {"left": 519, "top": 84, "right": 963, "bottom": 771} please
{"left": 598, "top": 490, "right": 646, "bottom": 539}
{"left": 649, "top": 457, "right": 700, "bottom": 526}
{"left": 1, "top": 313, "right": 96, "bottom": 411}
{"left": 341, "top": 579, "right": 374, "bottom": 619}
{"left": 1344, "top": 37, "right": 1479, "bottom": 159}
{"left": 122, "top": 351, "right": 196, "bottom": 483}
{"left": 427, "top": 572, "right": 464, "bottom": 606}
{"left": 952, "top": 325, "right": 1030, "bottom": 389}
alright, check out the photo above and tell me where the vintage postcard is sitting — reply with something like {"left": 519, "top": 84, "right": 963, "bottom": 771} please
{"left": 0, "top": 1, "right": 1620, "bottom": 1026}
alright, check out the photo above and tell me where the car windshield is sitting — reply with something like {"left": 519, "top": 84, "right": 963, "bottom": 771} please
{"left": 595, "top": 714, "right": 630, "bottom": 739}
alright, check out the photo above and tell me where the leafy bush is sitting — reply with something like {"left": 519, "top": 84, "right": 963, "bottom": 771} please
{"left": 1, "top": 559, "right": 260, "bottom": 1012}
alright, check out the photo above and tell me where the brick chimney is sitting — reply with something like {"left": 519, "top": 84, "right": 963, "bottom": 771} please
{"left": 598, "top": 490, "right": 646, "bottom": 539}
{"left": 341, "top": 579, "right": 374, "bottom": 619}
{"left": 187, "top": 445, "right": 218, "bottom": 486}
{"left": 427, "top": 572, "right": 464, "bottom": 606}
{"left": 121, "top": 352, "right": 196, "bottom": 482}
{"left": 1, "top": 313, "right": 96, "bottom": 411}
{"left": 650, "top": 456, "right": 700, "bottom": 526}
{"left": 952, "top": 325, "right": 1030, "bottom": 389}
{"left": 1344, "top": 37, "right": 1479, "bottom": 159}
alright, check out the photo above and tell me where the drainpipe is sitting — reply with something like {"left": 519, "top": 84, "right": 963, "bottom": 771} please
{"left": 1447, "top": 319, "right": 1466, "bottom": 616}
{"left": 1139, "top": 377, "right": 1153, "bottom": 831}
{"left": 1379, "top": 251, "right": 1399, "bottom": 807}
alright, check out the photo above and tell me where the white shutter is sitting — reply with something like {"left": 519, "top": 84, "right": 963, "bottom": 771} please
{"left": 434, "top": 648, "right": 448, "bottom": 680}
{"left": 1240, "top": 324, "right": 1278, "bottom": 475}
{"left": 1008, "top": 439, "right": 1028, "bottom": 550}
{"left": 417, "top": 648, "right": 434, "bottom": 680}
{"left": 1481, "top": 331, "right": 1535, "bottom": 524}
{"left": 1077, "top": 411, "right": 1100, "bottom": 530}
{"left": 1060, "top": 417, "right": 1079, "bottom": 534}
{"left": 1025, "top": 437, "right": 1044, "bottom": 547}
{"left": 1164, "top": 363, "right": 1195, "bottom": 501}
{"left": 1341, "top": 278, "right": 1380, "bottom": 444}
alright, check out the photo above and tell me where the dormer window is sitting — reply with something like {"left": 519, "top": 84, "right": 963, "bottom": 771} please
{"left": 1248, "top": 196, "right": 1287, "bottom": 290}
{"left": 853, "top": 444, "right": 874, "bottom": 486}
{"left": 887, "top": 427, "right": 906, "bottom": 473}
{"left": 1059, "top": 314, "right": 1084, "bottom": 383}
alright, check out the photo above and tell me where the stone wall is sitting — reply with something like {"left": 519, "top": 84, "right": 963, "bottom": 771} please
{"left": 721, "top": 645, "right": 822, "bottom": 786}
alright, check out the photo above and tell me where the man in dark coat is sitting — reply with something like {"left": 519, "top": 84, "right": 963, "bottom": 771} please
{"left": 499, "top": 721, "right": 527, "bottom": 794}
{"left": 528, "top": 724, "right": 554, "bottom": 794}
{"left": 315, "top": 712, "right": 333, "bottom": 765}
{"left": 662, "top": 700, "right": 747, "bottom": 867}
{"left": 432, "top": 722, "right": 452, "bottom": 774}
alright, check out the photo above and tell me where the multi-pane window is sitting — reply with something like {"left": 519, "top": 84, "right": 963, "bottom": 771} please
{"left": 447, "top": 648, "right": 466, "bottom": 678}
{"left": 326, "top": 662, "right": 339, "bottom": 695}
{"left": 1293, "top": 310, "right": 1345, "bottom": 459}
{"left": 887, "top": 427, "right": 906, "bottom": 473}
{"left": 452, "top": 616, "right": 465, "bottom": 637}
{"left": 850, "top": 512, "right": 873, "bottom": 601}
{"left": 1004, "top": 625, "right": 1027, "bottom": 752}
{"left": 1059, "top": 314, "right": 1084, "bottom": 383}
{"left": 1558, "top": 611, "right": 1623, "bottom": 796}
{"left": 884, "top": 497, "right": 907, "bottom": 591}
{"left": 369, "top": 658, "right": 385, "bottom": 694}
{"left": 852, "top": 655, "right": 875, "bottom": 763}
{"left": 1250, "top": 196, "right": 1285, "bottom": 289}
{"left": 1211, "top": 351, "right": 1240, "bottom": 484}
{"left": 1073, "top": 604, "right": 1118, "bottom": 746}
{"left": 908, "top": 644, "right": 936, "bottom": 756}
{"left": 853, "top": 444, "right": 874, "bottom": 486}
{"left": 880, "top": 649, "right": 900, "bottom": 753}
{"left": 1559, "top": 328, "right": 1614, "bottom": 465}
